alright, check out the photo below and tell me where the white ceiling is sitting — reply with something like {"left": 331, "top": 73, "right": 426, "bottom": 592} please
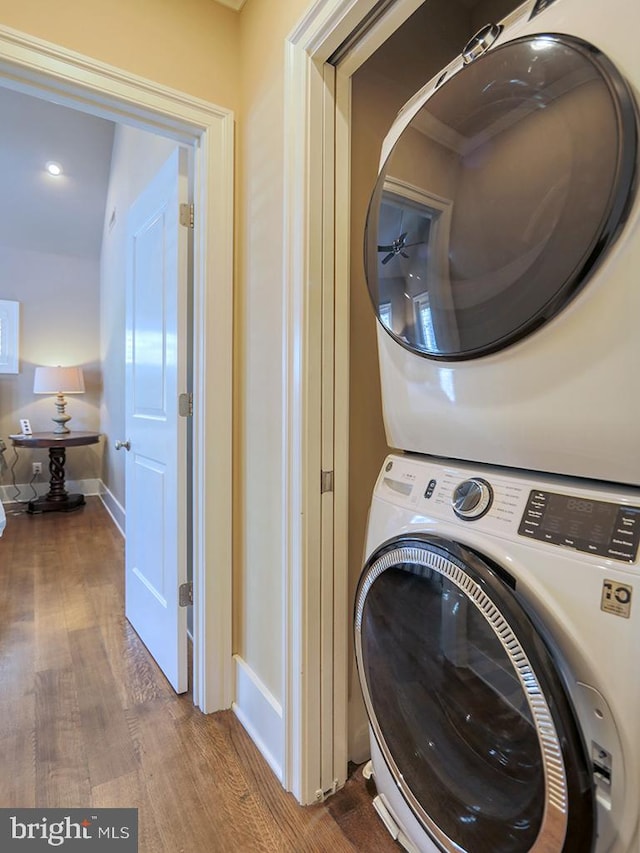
{"left": 0, "top": 86, "right": 115, "bottom": 260}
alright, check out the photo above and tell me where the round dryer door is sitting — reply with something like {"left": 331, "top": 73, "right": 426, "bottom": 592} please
{"left": 354, "top": 535, "right": 596, "bottom": 853}
{"left": 364, "top": 34, "right": 637, "bottom": 360}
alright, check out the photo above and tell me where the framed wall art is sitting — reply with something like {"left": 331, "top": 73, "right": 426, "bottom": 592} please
{"left": 0, "top": 300, "right": 20, "bottom": 374}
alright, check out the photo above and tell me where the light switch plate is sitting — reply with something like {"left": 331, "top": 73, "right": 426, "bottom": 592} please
{"left": 19, "top": 418, "right": 32, "bottom": 435}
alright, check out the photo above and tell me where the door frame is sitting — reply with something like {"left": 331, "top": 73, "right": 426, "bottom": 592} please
{"left": 284, "top": 0, "right": 431, "bottom": 804}
{"left": 0, "top": 25, "right": 234, "bottom": 714}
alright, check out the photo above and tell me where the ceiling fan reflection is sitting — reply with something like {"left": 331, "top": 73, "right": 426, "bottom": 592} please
{"left": 378, "top": 232, "right": 425, "bottom": 264}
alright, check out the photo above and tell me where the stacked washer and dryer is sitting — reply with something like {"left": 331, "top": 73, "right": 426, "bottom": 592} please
{"left": 354, "top": 0, "right": 640, "bottom": 851}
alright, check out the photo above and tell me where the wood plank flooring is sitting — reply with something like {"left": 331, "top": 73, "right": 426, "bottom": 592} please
{"left": 0, "top": 498, "right": 399, "bottom": 852}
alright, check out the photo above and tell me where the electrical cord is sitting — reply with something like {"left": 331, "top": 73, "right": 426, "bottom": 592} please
{"left": 5, "top": 444, "right": 38, "bottom": 515}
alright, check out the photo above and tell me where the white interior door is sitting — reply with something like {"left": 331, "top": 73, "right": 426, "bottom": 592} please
{"left": 123, "top": 147, "right": 189, "bottom": 694}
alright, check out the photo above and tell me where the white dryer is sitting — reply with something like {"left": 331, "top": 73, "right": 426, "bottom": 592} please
{"left": 355, "top": 453, "right": 640, "bottom": 852}
{"left": 363, "top": 0, "right": 640, "bottom": 485}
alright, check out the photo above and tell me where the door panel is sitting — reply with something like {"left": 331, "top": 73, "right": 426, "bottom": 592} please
{"left": 125, "top": 147, "right": 189, "bottom": 694}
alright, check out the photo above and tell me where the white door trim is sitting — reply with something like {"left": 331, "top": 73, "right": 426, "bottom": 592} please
{"left": 0, "top": 24, "right": 234, "bottom": 714}
{"left": 283, "top": 0, "right": 374, "bottom": 806}
{"left": 284, "top": 0, "right": 436, "bottom": 805}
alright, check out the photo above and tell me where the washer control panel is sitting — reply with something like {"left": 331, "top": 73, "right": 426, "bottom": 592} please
{"left": 518, "top": 490, "right": 640, "bottom": 563}
{"left": 376, "top": 455, "right": 640, "bottom": 565}
{"left": 452, "top": 478, "right": 493, "bottom": 520}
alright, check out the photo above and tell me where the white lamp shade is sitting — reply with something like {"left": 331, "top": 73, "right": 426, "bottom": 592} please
{"left": 33, "top": 365, "right": 85, "bottom": 395}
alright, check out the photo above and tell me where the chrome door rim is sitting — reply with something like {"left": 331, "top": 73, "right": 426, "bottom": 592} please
{"left": 355, "top": 541, "right": 569, "bottom": 853}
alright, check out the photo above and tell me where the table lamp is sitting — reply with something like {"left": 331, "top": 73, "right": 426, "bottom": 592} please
{"left": 33, "top": 365, "right": 85, "bottom": 434}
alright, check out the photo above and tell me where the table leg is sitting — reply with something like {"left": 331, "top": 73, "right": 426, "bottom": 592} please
{"left": 27, "top": 446, "right": 86, "bottom": 514}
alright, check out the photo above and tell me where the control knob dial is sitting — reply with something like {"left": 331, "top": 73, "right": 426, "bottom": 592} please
{"left": 452, "top": 478, "right": 493, "bottom": 520}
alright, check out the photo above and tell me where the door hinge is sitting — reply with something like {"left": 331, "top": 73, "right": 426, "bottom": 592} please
{"left": 179, "top": 203, "right": 194, "bottom": 229}
{"left": 179, "top": 582, "right": 193, "bottom": 607}
{"left": 321, "top": 470, "right": 334, "bottom": 494}
{"left": 179, "top": 392, "right": 193, "bottom": 417}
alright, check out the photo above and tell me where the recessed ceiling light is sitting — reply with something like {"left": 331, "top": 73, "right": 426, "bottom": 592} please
{"left": 46, "top": 161, "right": 62, "bottom": 176}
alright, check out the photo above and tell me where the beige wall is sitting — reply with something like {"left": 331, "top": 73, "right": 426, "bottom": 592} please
{"left": 234, "top": 0, "right": 310, "bottom": 704}
{"left": 0, "top": 0, "right": 240, "bottom": 111}
{"left": 0, "top": 246, "right": 102, "bottom": 488}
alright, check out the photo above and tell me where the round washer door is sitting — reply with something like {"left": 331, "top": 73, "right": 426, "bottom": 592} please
{"left": 354, "top": 535, "right": 595, "bottom": 853}
{"left": 363, "top": 33, "right": 637, "bottom": 360}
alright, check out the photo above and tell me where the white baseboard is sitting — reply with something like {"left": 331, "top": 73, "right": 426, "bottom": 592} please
{"left": 0, "top": 477, "right": 101, "bottom": 504}
{"left": 232, "top": 654, "right": 284, "bottom": 783}
{"left": 98, "top": 482, "right": 125, "bottom": 537}
{"left": 1, "top": 478, "right": 126, "bottom": 539}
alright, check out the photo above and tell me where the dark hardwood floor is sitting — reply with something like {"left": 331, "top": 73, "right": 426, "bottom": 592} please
{"left": 0, "top": 497, "right": 399, "bottom": 852}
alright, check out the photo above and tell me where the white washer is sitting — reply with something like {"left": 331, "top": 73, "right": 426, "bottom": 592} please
{"left": 355, "top": 453, "right": 640, "bottom": 852}
{"left": 363, "top": 0, "right": 640, "bottom": 486}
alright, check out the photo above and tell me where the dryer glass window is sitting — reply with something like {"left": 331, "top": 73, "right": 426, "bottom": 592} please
{"left": 364, "top": 35, "right": 637, "bottom": 359}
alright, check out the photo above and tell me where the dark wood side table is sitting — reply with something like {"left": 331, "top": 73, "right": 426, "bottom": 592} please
{"left": 10, "top": 431, "right": 100, "bottom": 514}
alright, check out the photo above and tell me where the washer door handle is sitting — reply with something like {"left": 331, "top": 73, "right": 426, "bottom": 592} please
{"left": 462, "top": 22, "right": 502, "bottom": 64}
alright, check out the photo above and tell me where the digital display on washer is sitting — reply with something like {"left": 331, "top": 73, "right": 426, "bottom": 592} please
{"left": 518, "top": 490, "right": 640, "bottom": 562}
{"left": 543, "top": 494, "right": 615, "bottom": 544}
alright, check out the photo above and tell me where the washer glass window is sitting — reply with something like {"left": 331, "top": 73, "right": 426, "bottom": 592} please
{"left": 364, "top": 35, "right": 637, "bottom": 360}
{"left": 355, "top": 537, "right": 595, "bottom": 852}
